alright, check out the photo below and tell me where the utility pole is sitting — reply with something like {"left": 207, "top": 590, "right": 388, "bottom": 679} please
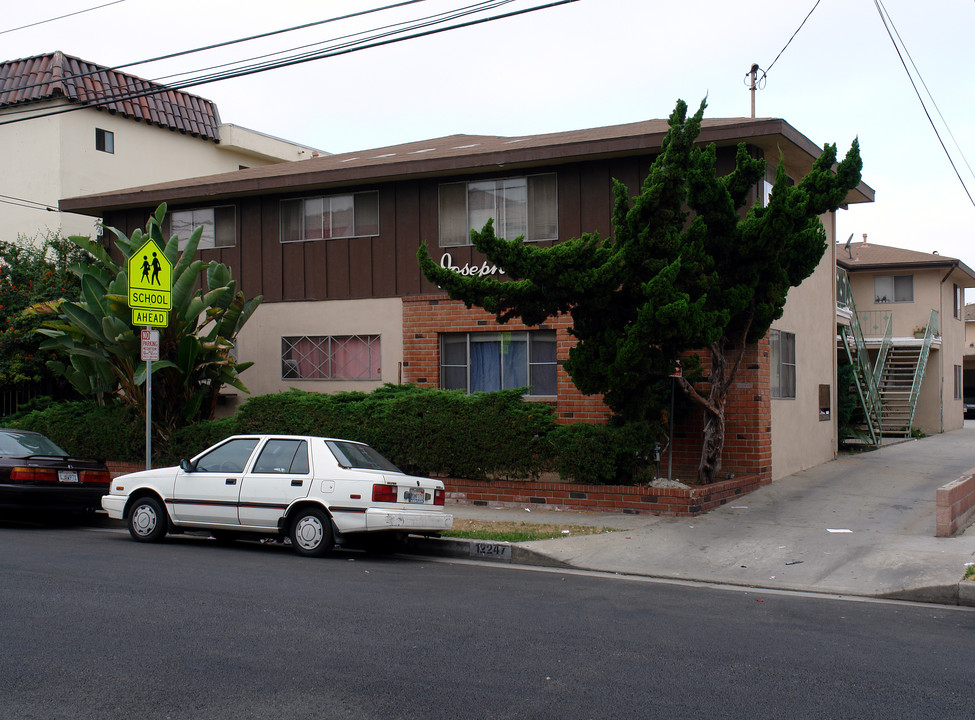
{"left": 749, "top": 63, "right": 759, "bottom": 118}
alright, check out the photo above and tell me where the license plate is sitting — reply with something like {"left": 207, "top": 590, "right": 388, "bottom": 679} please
{"left": 405, "top": 489, "right": 426, "bottom": 504}
{"left": 59, "top": 470, "right": 79, "bottom": 483}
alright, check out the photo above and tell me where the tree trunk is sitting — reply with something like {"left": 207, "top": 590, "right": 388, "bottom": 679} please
{"left": 697, "top": 345, "right": 727, "bottom": 484}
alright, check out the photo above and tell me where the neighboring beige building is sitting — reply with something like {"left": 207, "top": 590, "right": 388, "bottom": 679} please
{"left": 964, "top": 303, "right": 975, "bottom": 416}
{"left": 837, "top": 239, "right": 975, "bottom": 437}
{"left": 0, "top": 51, "right": 320, "bottom": 243}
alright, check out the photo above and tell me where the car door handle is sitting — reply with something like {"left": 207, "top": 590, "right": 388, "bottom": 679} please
{"left": 291, "top": 480, "right": 303, "bottom": 487}
{"left": 226, "top": 478, "right": 237, "bottom": 485}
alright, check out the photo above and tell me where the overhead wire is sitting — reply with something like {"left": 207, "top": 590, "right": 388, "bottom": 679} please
{"left": 0, "top": 0, "right": 564, "bottom": 127}
{"left": 1, "top": 0, "right": 433, "bottom": 107}
{"left": 872, "top": 0, "right": 975, "bottom": 208}
{"left": 748, "top": 0, "right": 823, "bottom": 88}
{"left": 0, "top": 0, "right": 126, "bottom": 37}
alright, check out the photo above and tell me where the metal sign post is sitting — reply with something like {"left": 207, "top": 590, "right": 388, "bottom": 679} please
{"left": 140, "top": 330, "right": 160, "bottom": 471}
{"left": 129, "top": 242, "right": 171, "bottom": 470}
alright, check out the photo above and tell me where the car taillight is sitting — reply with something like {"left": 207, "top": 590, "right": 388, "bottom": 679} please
{"left": 372, "top": 484, "right": 398, "bottom": 503}
{"left": 9, "top": 467, "right": 58, "bottom": 482}
{"left": 80, "top": 469, "right": 111, "bottom": 484}
{"left": 434, "top": 488, "right": 445, "bottom": 506}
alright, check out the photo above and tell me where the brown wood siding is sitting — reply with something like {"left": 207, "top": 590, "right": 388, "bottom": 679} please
{"left": 239, "top": 201, "right": 263, "bottom": 299}
{"left": 260, "top": 197, "right": 282, "bottom": 302}
{"left": 373, "top": 186, "right": 397, "bottom": 297}
{"left": 99, "top": 154, "right": 691, "bottom": 304}
{"left": 394, "top": 182, "right": 423, "bottom": 297}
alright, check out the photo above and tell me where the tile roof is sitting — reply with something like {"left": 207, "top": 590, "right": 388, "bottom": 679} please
{"left": 0, "top": 51, "right": 220, "bottom": 141}
{"left": 61, "top": 115, "right": 876, "bottom": 214}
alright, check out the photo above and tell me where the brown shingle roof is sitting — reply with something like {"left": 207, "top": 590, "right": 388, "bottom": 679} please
{"left": 837, "top": 241, "right": 975, "bottom": 283}
{"left": 0, "top": 51, "right": 220, "bottom": 141}
{"left": 61, "top": 115, "right": 875, "bottom": 214}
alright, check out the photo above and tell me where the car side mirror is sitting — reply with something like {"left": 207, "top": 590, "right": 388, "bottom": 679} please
{"left": 179, "top": 458, "right": 196, "bottom": 473}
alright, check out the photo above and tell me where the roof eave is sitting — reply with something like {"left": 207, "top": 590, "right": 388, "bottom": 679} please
{"left": 60, "top": 117, "right": 875, "bottom": 215}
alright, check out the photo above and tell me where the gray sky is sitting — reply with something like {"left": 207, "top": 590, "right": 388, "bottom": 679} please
{"left": 5, "top": 0, "right": 974, "bottom": 269}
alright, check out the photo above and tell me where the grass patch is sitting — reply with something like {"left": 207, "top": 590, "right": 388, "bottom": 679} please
{"left": 444, "top": 518, "right": 618, "bottom": 543}
{"left": 965, "top": 564, "right": 975, "bottom": 581}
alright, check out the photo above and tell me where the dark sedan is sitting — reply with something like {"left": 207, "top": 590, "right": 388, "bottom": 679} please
{"left": 0, "top": 429, "right": 111, "bottom": 513}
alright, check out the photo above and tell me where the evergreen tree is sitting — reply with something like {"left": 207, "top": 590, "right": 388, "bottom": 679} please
{"left": 418, "top": 99, "right": 862, "bottom": 483}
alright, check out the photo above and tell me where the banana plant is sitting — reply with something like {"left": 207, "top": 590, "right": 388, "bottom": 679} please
{"left": 32, "top": 203, "right": 262, "bottom": 438}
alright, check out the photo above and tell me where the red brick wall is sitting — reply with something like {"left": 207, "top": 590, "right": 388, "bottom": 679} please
{"left": 445, "top": 474, "right": 770, "bottom": 517}
{"left": 401, "top": 295, "right": 772, "bottom": 485}
{"left": 402, "top": 295, "right": 609, "bottom": 423}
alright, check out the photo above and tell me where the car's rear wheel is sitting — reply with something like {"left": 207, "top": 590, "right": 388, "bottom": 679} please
{"left": 127, "top": 496, "right": 167, "bottom": 543}
{"left": 289, "top": 508, "right": 334, "bottom": 557}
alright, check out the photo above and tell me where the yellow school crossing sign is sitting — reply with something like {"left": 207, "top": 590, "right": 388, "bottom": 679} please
{"left": 127, "top": 240, "right": 172, "bottom": 327}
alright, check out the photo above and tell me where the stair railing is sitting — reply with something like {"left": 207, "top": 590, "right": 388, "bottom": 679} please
{"left": 836, "top": 267, "right": 882, "bottom": 444}
{"left": 905, "top": 309, "right": 938, "bottom": 431}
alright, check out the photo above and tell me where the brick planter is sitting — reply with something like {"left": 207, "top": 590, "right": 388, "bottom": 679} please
{"left": 106, "top": 461, "right": 145, "bottom": 479}
{"left": 445, "top": 474, "right": 770, "bottom": 517}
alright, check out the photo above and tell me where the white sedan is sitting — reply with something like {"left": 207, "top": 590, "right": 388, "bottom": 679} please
{"left": 102, "top": 435, "right": 453, "bottom": 557}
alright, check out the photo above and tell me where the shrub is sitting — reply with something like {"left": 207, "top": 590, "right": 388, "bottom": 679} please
{"left": 546, "top": 421, "right": 656, "bottom": 485}
{"left": 2, "top": 399, "right": 142, "bottom": 462}
{"left": 232, "top": 385, "right": 555, "bottom": 480}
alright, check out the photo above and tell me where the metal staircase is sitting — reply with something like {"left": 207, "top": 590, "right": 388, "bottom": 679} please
{"left": 837, "top": 267, "right": 883, "bottom": 445}
{"left": 874, "top": 309, "right": 937, "bottom": 437}
{"left": 836, "top": 265, "right": 937, "bottom": 443}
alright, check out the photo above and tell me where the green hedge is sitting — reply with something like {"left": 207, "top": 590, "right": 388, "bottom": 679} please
{"left": 1, "top": 398, "right": 143, "bottom": 463}
{"left": 2, "top": 386, "right": 659, "bottom": 484}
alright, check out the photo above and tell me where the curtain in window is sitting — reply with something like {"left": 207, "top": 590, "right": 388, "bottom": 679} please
{"left": 332, "top": 336, "right": 380, "bottom": 379}
{"left": 439, "top": 183, "right": 468, "bottom": 246}
{"left": 329, "top": 195, "right": 355, "bottom": 238}
{"left": 471, "top": 339, "right": 502, "bottom": 392}
{"left": 303, "top": 198, "right": 324, "bottom": 240}
{"left": 500, "top": 334, "right": 528, "bottom": 389}
{"left": 289, "top": 337, "right": 328, "bottom": 379}
{"left": 528, "top": 174, "right": 557, "bottom": 240}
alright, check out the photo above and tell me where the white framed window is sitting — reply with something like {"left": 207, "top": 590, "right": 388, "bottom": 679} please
{"left": 954, "top": 284, "right": 963, "bottom": 320}
{"left": 441, "top": 330, "right": 557, "bottom": 396}
{"left": 281, "top": 335, "right": 381, "bottom": 380}
{"left": 280, "top": 191, "right": 379, "bottom": 242}
{"left": 770, "top": 329, "right": 796, "bottom": 399}
{"left": 170, "top": 206, "right": 236, "bottom": 250}
{"left": 954, "top": 365, "right": 962, "bottom": 400}
{"left": 95, "top": 128, "right": 114, "bottom": 154}
{"left": 439, "top": 173, "right": 557, "bottom": 247}
{"left": 873, "top": 274, "right": 913, "bottom": 303}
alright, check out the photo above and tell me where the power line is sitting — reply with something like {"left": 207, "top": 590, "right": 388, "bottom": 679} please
{"left": 0, "top": 1, "right": 126, "bottom": 37}
{"left": 873, "top": 0, "right": 975, "bottom": 208}
{"left": 752, "top": 0, "right": 823, "bottom": 86}
{"left": 0, "top": 193, "right": 58, "bottom": 212}
{"left": 1, "top": 0, "right": 431, "bottom": 107}
{"left": 0, "top": 0, "right": 574, "bottom": 128}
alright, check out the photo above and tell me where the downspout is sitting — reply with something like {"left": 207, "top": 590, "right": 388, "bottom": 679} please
{"left": 938, "top": 260, "right": 959, "bottom": 433}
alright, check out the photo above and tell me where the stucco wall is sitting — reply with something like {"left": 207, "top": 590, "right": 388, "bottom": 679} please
{"left": 234, "top": 298, "right": 404, "bottom": 400}
{"left": 770, "top": 213, "right": 838, "bottom": 480}
{"left": 0, "top": 103, "right": 305, "bottom": 243}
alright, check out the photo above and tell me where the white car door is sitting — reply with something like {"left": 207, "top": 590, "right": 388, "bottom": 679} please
{"left": 171, "top": 437, "right": 260, "bottom": 526}
{"left": 238, "top": 438, "right": 313, "bottom": 528}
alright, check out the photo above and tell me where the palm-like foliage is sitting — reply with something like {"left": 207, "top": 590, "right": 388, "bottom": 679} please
{"left": 32, "top": 204, "right": 262, "bottom": 438}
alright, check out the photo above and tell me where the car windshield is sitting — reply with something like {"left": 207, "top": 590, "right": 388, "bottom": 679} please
{"left": 0, "top": 430, "right": 68, "bottom": 457}
{"left": 326, "top": 441, "right": 401, "bottom": 473}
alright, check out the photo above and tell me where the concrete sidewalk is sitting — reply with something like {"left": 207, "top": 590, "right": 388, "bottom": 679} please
{"left": 422, "top": 429, "right": 975, "bottom": 605}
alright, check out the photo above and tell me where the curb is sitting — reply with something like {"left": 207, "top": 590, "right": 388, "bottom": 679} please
{"left": 404, "top": 536, "right": 975, "bottom": 607}
{"left": 403, "top": 535, "right": 572, "bottom": 568}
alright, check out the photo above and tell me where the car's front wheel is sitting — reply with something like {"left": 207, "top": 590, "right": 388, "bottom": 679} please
{"left": 127, "top": 496, "right": 167, "bottom": 543}
{"left": 289, "top": 508, "right": 334, "bottom": 557}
